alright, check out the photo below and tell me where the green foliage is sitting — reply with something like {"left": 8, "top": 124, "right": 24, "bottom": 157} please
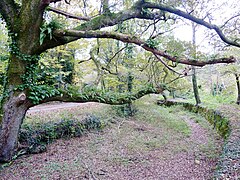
{"left": 0, "top": 20, "right": 9, "bottom": 93}
{"left": 2, "top": 33, "right": 56, "bottom": 104}
{"left": 10, "top": 39, "right": 40, "bottom": 62}
{"left": 39, "top": 45, "right": 75, "bottom": 87}
{"left": 40, "top": 19, "right": 62, "bottom": 45}
{"left": 146, "top": 38, "right": 159, "bottom": 49}
{"left": 112, "top": 104, "right": 137, "bottom": 117}
{"left": 84, "top": 115, "right": 103, "bottom": 129}
{"left": 8, "top": 38, "right": 72, "bottom": 104}
{"left": 28, "top": 86, "right": 60, "bottom": 104}
{"left": 11, "top": 49, "right": 61, "bottom": 104}
{"left": 141, "top": 7, "right": 151, "bottom": 16}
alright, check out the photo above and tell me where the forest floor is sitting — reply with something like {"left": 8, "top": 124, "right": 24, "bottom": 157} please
{"left": 0, "top": 95, "right": 227, "bottom": 180}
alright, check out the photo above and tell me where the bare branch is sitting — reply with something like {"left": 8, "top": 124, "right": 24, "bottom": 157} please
{"left": 48, "top": 7, "right": 90, "bottom": 21}
{"left": 142, "top": 2, "right": 240, "bottom": 48}
{"left": 54, "top": 29, "right": 236, "bottom": 67}
{"left": 64, "top": 0, "right": 71, "bottom": 4}
{"left": 153, "top": 54, "right": 182, "bottom": 75}
{"left": 41, "top": 0, "right": 61, "bottom": 10}
{"left": 107, "top": 46, "right": 126, "bottom": 63}
{"left": 78, "top": 58, "right": 91, "bottom": 64}
{"left": 101, "top": 67, "right": 118, "bottom": 75}
{"left": 221, "top": 14, "right": 240, "bottom": 28}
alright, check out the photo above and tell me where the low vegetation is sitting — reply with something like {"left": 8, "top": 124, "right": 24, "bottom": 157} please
{"left": 0, "top": 95, "right": 224, "bottom": 179}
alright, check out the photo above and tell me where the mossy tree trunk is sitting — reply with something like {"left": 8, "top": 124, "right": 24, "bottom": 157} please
{"left": 0, "top": 92, "right": 31, "bottom": 162}
{"left": 192, "top": 66, "right": 201, "bottom": 105}
{"left": 0, "top": 0, "right": 44, "bottom": 162}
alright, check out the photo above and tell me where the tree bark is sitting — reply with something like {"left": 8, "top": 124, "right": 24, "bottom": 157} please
{"left": 0, "top": 92, "right": 30, "bottom": 162}
{"left": 0, "top": 52, "right": 35, "bottom": 162}
{"left": 192, "top": 66, "right": 201, "bottom": 105}
{"left": 0, "top": 53, "right": 30, "bottom": 162}
{"left": 0, "top": 0, "right": 44, "bottom": 162}
{"left": 235, "top": 74, "right": 240, "bottom": 105}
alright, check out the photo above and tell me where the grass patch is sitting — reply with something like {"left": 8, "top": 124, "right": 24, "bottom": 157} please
{"left": 134, "top": 96, "right": 191, "bottom": 137}
{"left": 186, "top": 93, "right": 236, "bottom": 109}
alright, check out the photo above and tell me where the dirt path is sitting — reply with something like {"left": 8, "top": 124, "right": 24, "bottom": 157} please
{"left": 0, "top": 101, "right": 223, "bottom": 180}
{"left": 28, "top": 102, "right": 97, "bottom": 113}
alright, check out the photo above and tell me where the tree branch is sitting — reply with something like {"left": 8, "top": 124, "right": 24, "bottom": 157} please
{"left": 153, "top": 54, "right": 182, "bottom": 75}
{"left": 54, "top": 29, "right": 236, "bottom": 67}
{"left": 40, "top": 0, "right": 61, "bottom": 10}
{"left": 41, "top": 87, "right": 158, "bottom": 105}
{"left": 48, "top": 7, "right": 90, "bottom": 21}
{"left": 38, "top": 3, "right": 166, "bottom": 53}
{"left": 101, "top": 67, "right": 118, "bottom": 75}
{"left": 221, "top": 14, "right": 240, "bottom": 28}
{"left": 142, "top": 2, "right": 240, "bottom": 48}
{"left": 39, "top": 0, "right": 240, "bottom": 54}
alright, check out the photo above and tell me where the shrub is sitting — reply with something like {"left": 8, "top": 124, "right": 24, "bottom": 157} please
{"left": 19, "top": 115, "right": 104, "bottom": 155}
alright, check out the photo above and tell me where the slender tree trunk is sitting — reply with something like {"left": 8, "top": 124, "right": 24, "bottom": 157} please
{"left": 191, "top": 23, "right": 201, "bottom": 105}
{"left": 192, "top": 66, "right": 201, "bottom": 105}
{"left": 235, "top": 74, "right": 240, "bottom": 105}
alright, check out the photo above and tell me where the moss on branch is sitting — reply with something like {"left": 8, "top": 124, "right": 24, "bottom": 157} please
{"left": 41, "top": 86, "right": 158, "bottom": 105}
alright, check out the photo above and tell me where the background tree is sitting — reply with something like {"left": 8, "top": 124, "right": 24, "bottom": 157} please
{"left": 221, "top": 47, "right": 240, "bottom": 104}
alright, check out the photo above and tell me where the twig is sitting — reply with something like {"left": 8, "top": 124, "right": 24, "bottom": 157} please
{"left": 154, "top": 54, "right": 182, "bottom": 75}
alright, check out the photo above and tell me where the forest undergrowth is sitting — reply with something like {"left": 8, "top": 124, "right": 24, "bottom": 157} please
{"left": 0, "top": 95, "right": 224, "bottom": 180}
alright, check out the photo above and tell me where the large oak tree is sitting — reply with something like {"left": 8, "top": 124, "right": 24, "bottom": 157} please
{"left": 0, "top": 0, "right": 238, "bottom": 162}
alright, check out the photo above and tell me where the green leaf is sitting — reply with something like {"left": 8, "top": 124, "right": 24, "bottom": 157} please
{"left": 40, "top": 33, "right": 46, "bottom": 45}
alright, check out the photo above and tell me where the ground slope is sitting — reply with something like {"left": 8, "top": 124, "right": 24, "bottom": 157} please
{"left": 0, "top": 96, "right": 223, "bottom": 179}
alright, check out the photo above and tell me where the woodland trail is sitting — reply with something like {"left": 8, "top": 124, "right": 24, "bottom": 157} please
{"left": 0, "top": 100, "right": 225, "bottom": 179}
{"left": 28, "top": 102, "right": 98, "bottom": 113}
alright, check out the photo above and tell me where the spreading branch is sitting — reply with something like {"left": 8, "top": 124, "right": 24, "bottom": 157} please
{"left": 42, "top": 87, "right": 159, "bottom": 105}
{"left": 39, "top": 0, "right": 240, "bottom": 55}
{"left": 48, "top": 7, "right": 90, "bottom": 21}
{"left": 54, "top": 29, "right": 236, "bottom": 67}
{"left": 38, "top": 4, "right": 167, "bottom": 53}
{"left": 221, "top": 14, "right": 240, "bottom": 28}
